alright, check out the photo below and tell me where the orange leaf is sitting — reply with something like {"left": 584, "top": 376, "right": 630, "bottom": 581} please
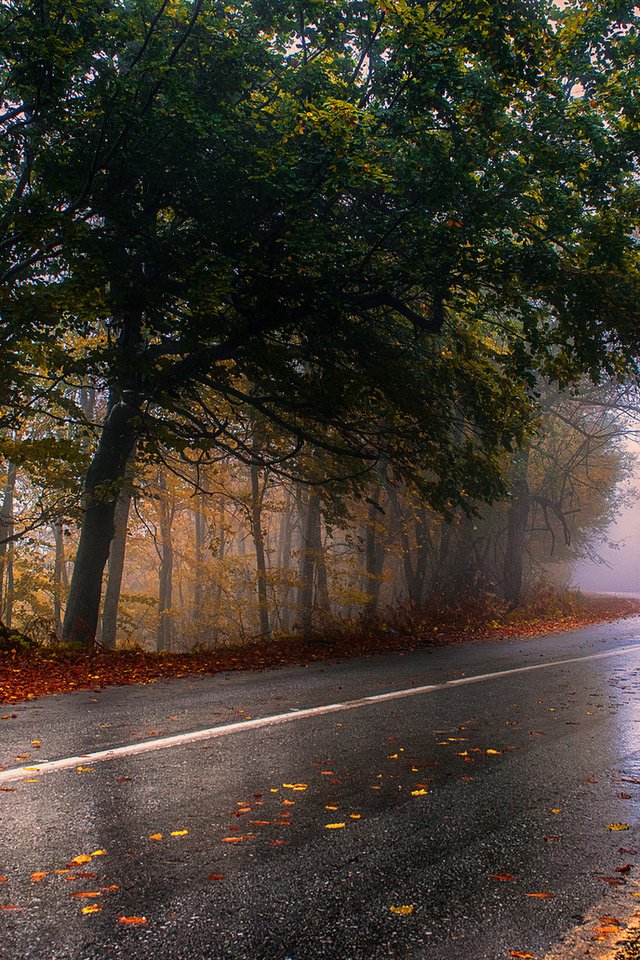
{"left": 208, "top": 874, "right": 225, "bottom": 881}
{"left": 509, "top": 953, "right": 536, "bottom": 959}
{"left": 222, "top": 837, "right": 243, "bottom": 843}
{"left": 81, "top": 904, "right": 101, "bottom": 915}
{"left": 148, "top": 833, "right": 164, "bottom": 841}
{"left": 71, "top": 891, "right": 101, "bottom": 899}
{"left": 525, "top": 892, "right": 554, "bottom": 899}
{"left": 70, "top": 855, "right": 92, "bottom": 865}
{"left": 118, "top": 916, "right": 148, "bottom": 925}
{"left": 30, "top": 872, "right": 48, "bottom": 882}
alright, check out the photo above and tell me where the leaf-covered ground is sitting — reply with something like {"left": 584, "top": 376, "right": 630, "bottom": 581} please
{"left": 1, "top": 594, "right": 639, "bottom": 706}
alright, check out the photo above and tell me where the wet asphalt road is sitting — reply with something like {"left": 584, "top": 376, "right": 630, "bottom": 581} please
{"left": 3, "top": 619, "right": 640, "bottom": 959}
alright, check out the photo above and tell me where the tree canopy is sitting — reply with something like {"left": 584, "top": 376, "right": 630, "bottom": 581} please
{"left": 1, "top": 0, "right": 639, "bottom": 645}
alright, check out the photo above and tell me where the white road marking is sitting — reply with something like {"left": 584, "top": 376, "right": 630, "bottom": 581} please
{"left": 1, "top": 642, "right": 640, "bottom": 784}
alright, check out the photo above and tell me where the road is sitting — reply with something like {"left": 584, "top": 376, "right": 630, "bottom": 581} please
{"left": 3, "top": 618, "right": 640, "bottom": 959}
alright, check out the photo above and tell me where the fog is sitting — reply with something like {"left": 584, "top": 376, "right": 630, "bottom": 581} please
{"left": 575, "top": 440, "right": 640, "bottom": 595}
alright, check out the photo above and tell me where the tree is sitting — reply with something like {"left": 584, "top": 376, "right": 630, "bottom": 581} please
{"left": 3, "top": 0, "right": 640, "bottom": 647}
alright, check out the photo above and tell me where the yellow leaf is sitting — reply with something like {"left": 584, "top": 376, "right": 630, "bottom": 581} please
{"left": 606, "top": 823, "right": 630, "bottom": 831}
{"left": 325, "top": 805, "right": 338, "bottom": 811}
{"left": 282, "top": 783, "right": 307, "bottom": 791}
{"left": 70, "top": 855, "right": 92, "bottom": 865}
{"left": 325, "top": 823, "right": 346, "bottom": 829}
{"left": 389, "top": 905, "right": 414, "bottom": 915}
{"left": 81, "top": 904, "right": 101, "bottom": 915}
{"left": 411, "top": 789, "right": 429, "bottom": 796}
{"left": 486, "top": 749, "right": 501, "bottom": 755}
{"left": 90, "top": 850, "right": 106, "bottom": 857}
{"left": 170, "top": 830, "right": 188, "bottom": 837}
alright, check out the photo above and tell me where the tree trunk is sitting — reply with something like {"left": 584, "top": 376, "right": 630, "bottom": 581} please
{"left": 193, "top": 498, "right": 206, "bottom": 636}
{"left": 52, "top": 521, "right": 67, "bottom": 637}
{"left": 157, "top": 468, "right": 175, "bottom": 652}
{"left": 297, "top": 489, "right": 321, "bottom": 633}
{"left": 250, "top": 463, "right": 271, "bottom": 638}
{"left": 5, "top": 536, "right": 14, "bottom": 628}
{"left": 364, "top": 488, "right": 385, "bottom": 614}
{"left": 0, "top": 462, "right": 17, "bottom": 620}
{"left": 62, "top": 394, "right": 139, "bottom": 649}
{"left": 100, "top": 444, "right": 136, "bottom": 650}
{"left": 503, "top": 450, "right": 531, "bottom": 608}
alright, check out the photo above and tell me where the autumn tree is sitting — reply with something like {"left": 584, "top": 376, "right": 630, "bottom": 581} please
{"left": 2, "top": 0, "right": 640, "bottom": 647}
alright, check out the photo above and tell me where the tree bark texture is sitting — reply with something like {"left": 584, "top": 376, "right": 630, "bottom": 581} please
{"left": 156, "top": 468, "right": 175, "bottom": 652}
{"left": 250, "top": 463, "right": 271, "bottom": 638}
{"left": 0, "top": 462, "right": 17, "bottom": 621}
{"left": 503, "top": 450, "right": 531, "bottom": 608}
{"left": 100, "top": 443, "right": 136, "bottom": 649}
{"left": 62, "top": 395, "right": 139, "bottom": 648}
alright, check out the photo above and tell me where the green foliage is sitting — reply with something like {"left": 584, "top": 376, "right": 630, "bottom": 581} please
{"left": 2, "top": 0, "right": 640, "bottom": 511}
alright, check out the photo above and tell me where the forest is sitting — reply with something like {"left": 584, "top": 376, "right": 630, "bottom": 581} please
{"left": 2, "top": 0, "right": 640, "bottom": 656}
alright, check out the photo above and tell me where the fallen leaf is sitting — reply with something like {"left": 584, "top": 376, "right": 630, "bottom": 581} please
{"left": 90, "top": 850, "right": 106, "bottom": 857}
{"left": 509, "top": 952, "right": 536, "bottom": 959}
{"left": 71, "top": 891, "right": 101, "bottom": 899}
{"left": 350, "top": 814, "right": 362, "bottom": 820}
{"left": 598, "top": 876, "right": 626, "bottom": 886}
{"left": 81, "top": 904, "right": 101, "bottom": 915}
{"left": 411, "top": 789, "right": 429, "bottom": 796}
{"left": 615, "top": 864, "right": 632, "bottom": 873}
{"left": 486, "top": 749, "right": 502, "bottom": 755}
{"left": 222, "top": 837, "right": 243, "bottom": 843}
{"left": 118, "top": 916, "right": 147, "bottom": 925}
{"left": 282, "top": 783, "right": 307, "bottom": 791}
{"left": 70, "top": 855, "right": 92, "bottom": 865}
{"left": 0, "top": 905, "right": 21, "bottom": 911}
{"left": 325, "top": 823, "right": 346, "bottom": 829}
{"left": 170, "top": 830, "right": 188, "bottom": 837}
{"left": 148, "top": 833, "right": 164, "bottom": 841}
{"left": 491, "top": 874, "right": 515, "bottom": 881}
{"left": 607, "top": 823, "right": 630, "bottom": 831}
{"left": 0, "top": 877, "right": 7, "bottom": 883}
{"left": 389, "top": 905, "right": 414, "bottom": 915}
{"left": 208, "top": 874, "right": 225, "bottom": 881}
{"left": 525, "top": 892, "right": 554, "bottom": 899}
{"left": 30, "top": 872, "right": 48, "bottom": 882}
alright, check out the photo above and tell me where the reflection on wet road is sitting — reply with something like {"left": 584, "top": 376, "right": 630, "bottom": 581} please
{"left": 3, "top": 618, "right": 640, "bottom": 959}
